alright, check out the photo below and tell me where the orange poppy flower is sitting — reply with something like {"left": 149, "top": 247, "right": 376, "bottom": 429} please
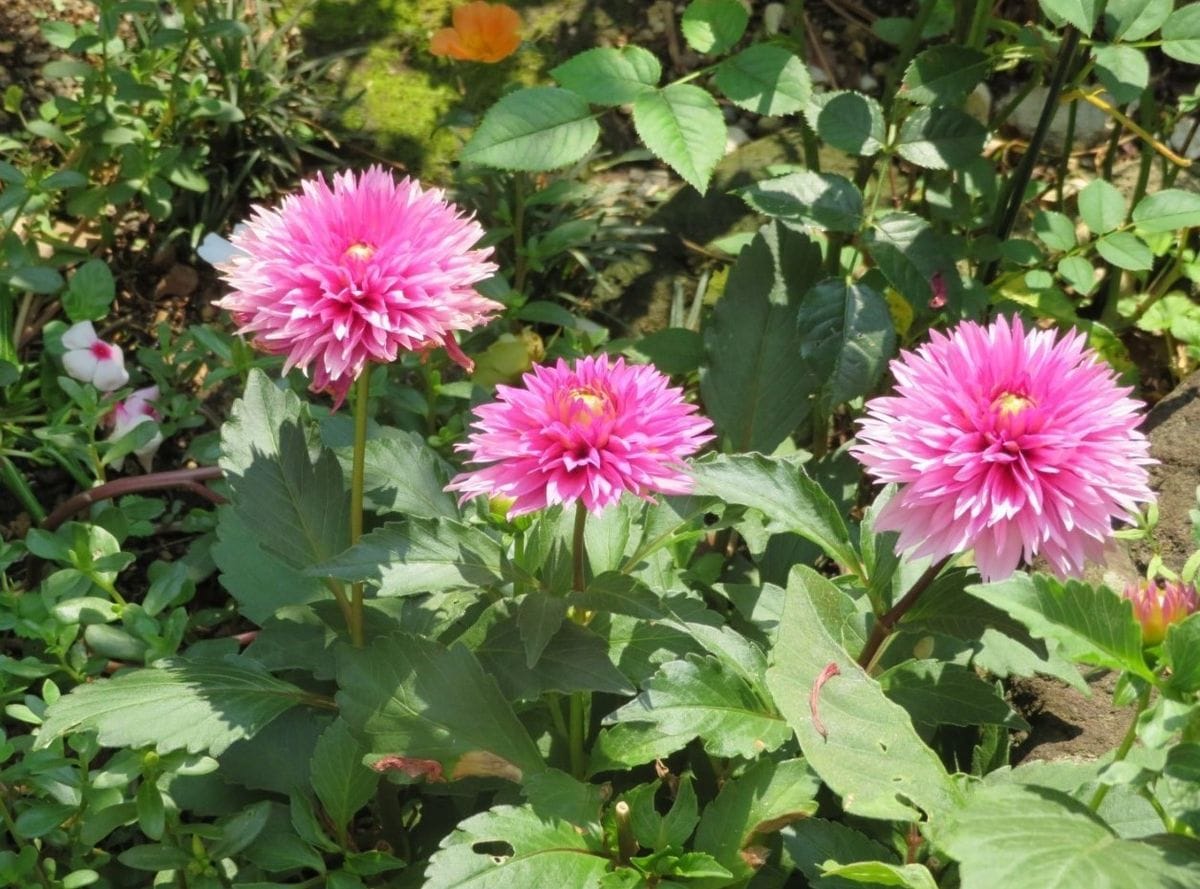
{"left": 430, "top": 2, "right": 521, "bottom": 63}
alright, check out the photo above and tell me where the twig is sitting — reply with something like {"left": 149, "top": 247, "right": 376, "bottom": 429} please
{"left": 42, "top": 466, "right": 225, "bottom": 531}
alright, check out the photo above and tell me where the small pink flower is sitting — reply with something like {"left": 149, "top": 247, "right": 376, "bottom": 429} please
{"left": 213, "top": 166, "right": 501, "bottom": 407}
{"left": 1123, "top": 579, "right": 1198, "bottom": 645}
{"left": 447, "top": 355, "right": 714, "bottom": 516}
{"left": 108, "top": 386, "right": 163, "bottom": 472}
{"left": 61, "top": 321, "right": 129, "bottom": 391}
{"left": 852, "top": 315, "right": 1155, "bottom": 582}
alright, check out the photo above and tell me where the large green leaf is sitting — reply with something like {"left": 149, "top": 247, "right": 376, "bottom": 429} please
{"left": 336, "top": 634, "right": 545, "bottom": 782}
{"left": 632, "top": 84, "right": 725, "bottom": 193}
{"left": 765, "top": 577, "right": 964, "bottom": 822}
{"left": 799, "top": 280, "right": 895, "bottom": 416}
{"left": 462, "top": 87, "right": 599, "bottom": 172}
{"left": 1078, "top": 178, "right": 1127, "bottom": 235}
{"left": 878, "top": 661, "right": 1028, "bottom": 729}
{"left": 693, "top": 758, "right": 820, "bottom": 884}
{"left": 1132, "top": 189, "right": 1200, "bottom": 233}
{"left": 1159, "top": 743, "right": 1200, "bottom": 834}
{"left": 690, "top": 453, "right": 861, "bottom": 577}
{"left": 1096, "top": 231, "right": 1153, "bottom": 271}
{"left": 1038, "top": 0, "right": 1102, "bottom": 34}
{"left": 1093, "top": 44, "right": 1150, "bottom": 105}
{"left": 966, "top": 574, "right": 1152, "bottom": 680}
{"left": 310, "top": 719, "right": 378, "bottom": 838}
{"left": 714, "top": 44, "right": 811, "bottom": 116}
{"left": 36, "top": 658, "right": 309, "bottom": 755}
{"left": 783, "top": 819, "right": 895, "bottom": 888}
{"left": 1164, "top": 613, "right": 1200, "bottom": 694}
{"left": 823, "top": 862, "right": 939, "bottom": 889}
{"left": 220, "top": 369, "right": 348, "bottom": 571}
{"left": 1162, "top": 4, "right": 1200, "bottom": 64}
{"left": 1105, "top": 0, "right": 1173, "bottom": 41}
{"left": 738, "top": 171, "right": 863, "bottom": 233}
{"left": 863, "top": 212, "right": 946, "bottom": 306}
{"left": 699, "top": 222, "right": 820, "bottom": 452}
{"left": 806, "top": 91, "right": 885, "bottom": 156}
{"left": 602, "top": 654, "right": 790, "bottom": 761}
{"left": 312, "top": 518, "right": 503, "bottom": 597}
{"left": 680, "top": 0, "right": 749, "bottom": 54}
{"left": 322, "top": 420, "right": 457, "bottom": 519}
{"left": 896, "top": 106, "right": 987, "bottom": 170}
{"left": 424, "top": 805, "right": 608, "bottom": 889}
{"left": 901, "top": 45, "right": 990, "bottom": 106}
{"left": 933, "top": 784, "right": 1200, "bottom": 889}
{"left": 550, "top": 46, "right": 660, "bottom": 106}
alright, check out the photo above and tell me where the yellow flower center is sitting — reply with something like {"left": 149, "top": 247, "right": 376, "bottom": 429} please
{"left": 561, "top": 386, "right": 610, "bottom": 424}
{"left": 344, "top": 242, "right": 375, "bottom": 261}
{"left": 993, "top": 391, "right": 1034, "bottom": 416}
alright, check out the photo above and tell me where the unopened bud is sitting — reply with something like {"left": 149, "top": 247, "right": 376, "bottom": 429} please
{"left": 1122, "top": 579, "right": 1199, "bottom": 645}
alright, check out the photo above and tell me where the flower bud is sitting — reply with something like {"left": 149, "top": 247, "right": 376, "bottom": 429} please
{"left": 1122, "top": 579, "right": 1199, "bottom": 645}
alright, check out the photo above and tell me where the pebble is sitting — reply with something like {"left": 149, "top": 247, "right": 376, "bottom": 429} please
{"left": 725, "top": 125, "right": 750, "bottom": 155}
{"left": 763, "top": 3, "right": 786, "bottom": 35}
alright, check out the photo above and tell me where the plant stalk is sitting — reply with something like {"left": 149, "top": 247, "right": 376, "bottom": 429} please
{"left": 1088, "top": 684, "right": 1151, "bottom": 811}
{"left": 856, "top": 556, "right": 952, "bottom": 671}
{"left": 569, "top": 500, "right": 589, "bottom": 777}
{"left": 347, "top": 371, "right": 370, "bottom": 648}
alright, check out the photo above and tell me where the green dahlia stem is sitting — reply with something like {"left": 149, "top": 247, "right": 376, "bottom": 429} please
{"left": 347, "top": 371, "right": 371, "bottom": 648}
{"left": 569, "top": 500, "right": 589, "bottom": 777}
{"left": 1088, "top": 683, "right": 1151, "bottom": 811}
{"left": 572, "top": 500, "right": 588, "bottom": 595}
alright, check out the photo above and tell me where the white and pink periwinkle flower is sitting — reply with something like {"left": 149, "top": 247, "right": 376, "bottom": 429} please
{"left": 108, "top": 385, "right": 163, "bottom": 472}
{"left": 61, "top": 321, "right": 129, "bottom": 391}
{"left": 447, "top": 355, "right": 714, "bottom": 516}
{"left": 851, "top": 315, "right": 1155, "bottom": 582}
{"left": 212, "top": 166, "right": 501, "bottom": 407}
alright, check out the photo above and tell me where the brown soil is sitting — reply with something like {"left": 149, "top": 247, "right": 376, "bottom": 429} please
{"left": 1010, "top": 670, "right": 1131, "bottom": 763}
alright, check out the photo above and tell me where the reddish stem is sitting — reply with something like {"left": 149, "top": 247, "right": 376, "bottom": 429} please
{"left": 42, "top": 466, "right": 225, "bottom": 531}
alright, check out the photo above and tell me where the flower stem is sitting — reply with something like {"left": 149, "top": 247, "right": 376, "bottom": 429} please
{"left": 856, "top": 556, "right": 952, "bottom": 671}
{"left": 569, "top": 500, "right": 589, "bottom": 778}
{"left": 1089, "top": 684, "right": 1151, "bottom": 811}
{"left": 569, "top": 690, "right": 587, "bottom": 779}
{"left": 347, "top": 371, "right": 371, "bottom": 648}
{"left": 572, "top": 500, "right": 588, "bottom": 595}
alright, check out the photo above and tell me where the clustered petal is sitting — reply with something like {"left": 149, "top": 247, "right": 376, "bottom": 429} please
{"left": 213, "top": 166, "right": 500, "bottom": 406}
{"left": 447, "top": 355, "right": 714, "bottom": 516}
{"left": 851, "top": 315, "right": 1155, "bottom": 582}
{"left": 1122, "top": 578, "right": 1198, "bottom": 645}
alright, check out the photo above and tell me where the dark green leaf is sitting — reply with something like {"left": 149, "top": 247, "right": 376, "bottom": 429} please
{"left": 699, "top": 223, "right": 820, "bottom": 452}
{"left": 1164, "top": 613, "right": 1200, "bottom": 694}
{"left": 896, "top": 106, "right": 987, "bottom": 169}
{"left": 807, "top": 91, "right": 885, "bottom": 156}
{"left": 714, "top": 44, "right": 812, "bottom": 116}
{"left": 462, "top": 87, "right": 600, "bottom": 172}
{"left": 1038, "top": 0, "right": 1102, "bottom": 34}
{"left": 878, "top": 660, "right": 1029, "bottom": 728}
{"left": 799, "top": 279, "right": 896, "bottom": 415}
{"left": 738, "top": 171, "right": 863, "bottom": 232}
{"left": 63, "top": 259, "right": 115, "bottom": 322}
{"left": 901, "top": 45, "right": 990, "bottom": 106}
{"left": 1104, "top": 0, "right": 1172, "bottom": 41}
{"left": 1093, "top": 45, "right": 1149, "bottom": 105}
{"left": 311, "top": 719, "right": 378, "bottom": 836}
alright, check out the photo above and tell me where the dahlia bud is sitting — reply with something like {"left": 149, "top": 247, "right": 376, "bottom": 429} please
{"left": 1122, "top": 579, "right": 1199, "bottom": 645}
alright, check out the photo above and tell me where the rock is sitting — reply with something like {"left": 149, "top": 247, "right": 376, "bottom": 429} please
{"left": 155, "top": 264, "right": 199, "bottom": 300}
{"left": 1170, "top": 118, "right": 1200, "bottom": 161}
{"left": 724, "top": 124, "right": 750, "bottom": 154}
{"left": 1005, "top": 86, "right": 1111, "bottom": 150}
{"left": 763, "top": 3, "right": 786, "bottom": 35}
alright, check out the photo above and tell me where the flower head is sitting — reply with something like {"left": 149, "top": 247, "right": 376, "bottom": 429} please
{"left": 430, "top": 2, "right": 521, "bottom": 63}
{"left": 213, "top": 166, "right": 500, "bottom": 406}
{"left": 447, "top": 355, "right": 714, "bottom": 516}
{"left": 61, "top": 321, "right": 129, "bottom": 391}
{"left": 107, "top": 385, "right": 162, "bottom": 472}
{"left": 1123, "top": 579, "right": 1198, "bottom": 645}
{"left": 851, "top": 315, "right": 1154, "bottom": 582}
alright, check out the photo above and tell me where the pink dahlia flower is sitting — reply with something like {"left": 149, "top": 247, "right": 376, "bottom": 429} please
{"left": 213, "top": 166, "right": 500, "bottom": 405}
{"left": 852, "top": 315, "right": 1154, "bottom": 582}
{"left": 447, "top": 355, "right": 714, "bottom": 516}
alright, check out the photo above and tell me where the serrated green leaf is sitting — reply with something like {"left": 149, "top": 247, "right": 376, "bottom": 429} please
{"left": 807, "top": 90, "right": 885, "bottom": 156}
{"left": 1058, "top": 256, "right": 1097, "bottom": 294}
{"left": 1039, "top": 0, "right": 1102, "bottom": 34}
{"left": 896, "top": 106, "right": 986, "bottom": 169}
{"left": 738, "top": 171, "right": 863, "bottom": 232}
{"left": 714, "top": 44, "right": 811, "bottom": 116}
{"left": 694, "top": 758, "right": 820, "bottom": 883}
{"left": 36, "top": 658, "right": 308, "bottom": 755}
{"left": 699, "top": 222, "right": 820, "bottom": 452}
{"left": 311, "top": 517, "right": 503, "bottom": 596}
{"left": 337, "top": 634, "right": 545, "bottom": 782}
{"left": 783, "top": 819, "right": 896, "bottom": 887}
{"left": 462, "top": 87, "right": 599, "bottom": 172}
{"left": 310, "top": 719, "right": 378, "bottom": 837}
{"left": 1034, "top": 210, "right": 1078, "bottom": 252}
{"left": 1078, "top": 179, "right": 1127, "bottom": 234}
{"left": 1159, "top": 743, "right": 1200, "bottom": 833}
{"left": 822, "top": 861, "right": 939, "bottom": 889}
{"left": 1132, "top": 189, "right": 1200, "bottom": 233}
{"left": 424, "top": 805, "right": 608, "bottom": 889}
{"left": 680, "top": 0, "right": 749, "bottom": 54}
{"left": 1164, "top": 613, "right": 1200, "bottom": 694}
{"left": 1104, "top": 0, "right": 1172, "bottom": 41}
{"left": 1096, "top": 231, "right": 1153, "bottom": 271}
{"left": 901, "top": 45, "right": 990, "bottom": 106}
{"left": 967, "top": 574, "right": 1153, "bottom": 680}
{"left": 603, "top": 654, "right": 790, "bottom": 760}
{"left": 219, "top": 370, "right": 348, "bottom": 571}
{"left": 878, "top": 660, "right": 1028, "bottom": 729}
{"left": 1162, "top": 4, "right": 1200, "bottom": 63}
{"left": 1093, "top": 44, "right": 1149, "bottom": 105}
{"left": 799, "top": 279, "right": 896, "bottom": 415}
{"left": 322, "top": 421, "right": 457, "bottom": 519}
{"left": 633, "top": 84, "right": 725, "bottom": 193}
{"left": 765, "top": 574, "right": 964, "bottom": 821}
{"left": 551, "top": 47, "right": 661, "bottom": 106}
{"left": 63, "top": 259, "right": 115, "bottom": 322}
{"left": 934, "top": 784, "right": 1200, "bottom": 889}
{"left": 863, "top": 212, "right": 944, "bottom": 306}
{"left": 690, "top": 452, "right": 861, "bottom": 575}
